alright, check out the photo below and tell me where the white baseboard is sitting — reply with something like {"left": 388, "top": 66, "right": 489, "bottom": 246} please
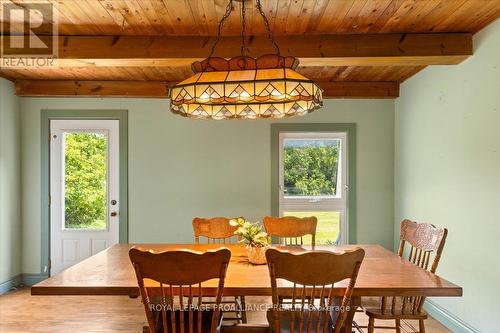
{"left": 424, "top": 300, "right": 480, "bottom": 333}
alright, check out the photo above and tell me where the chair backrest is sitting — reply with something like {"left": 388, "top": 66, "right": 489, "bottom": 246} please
{"left": 380, "top": 219, "right": 448, "bottom": 316}
{"left": 266, "top": 248, "right": 365, "bottom": 333}
{"left": 129, "top": 247, "right": 231, "bottom": 333}
{"left": 263, "top": 216, "right": 318, "bottom": 246}
{"left": 192, "top": 217, "right": 239, "bottom": 244}
{"left": 398, "top": 219, "right": 448, "bottom": 273}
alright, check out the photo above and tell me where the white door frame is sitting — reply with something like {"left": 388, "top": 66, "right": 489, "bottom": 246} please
{"left": 49, "top": 119, "right": 120, "bottom": 275}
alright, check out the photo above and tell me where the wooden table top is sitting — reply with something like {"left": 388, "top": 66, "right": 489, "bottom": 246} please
{"left": 31, "top": 244, "right": 462, "bottom": 298}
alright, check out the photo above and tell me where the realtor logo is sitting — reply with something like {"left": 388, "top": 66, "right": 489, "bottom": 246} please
{"left": 1, "top": 1, "right": 58, "bottom": 67}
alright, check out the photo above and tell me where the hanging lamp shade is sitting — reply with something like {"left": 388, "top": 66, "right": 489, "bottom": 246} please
{"left": 170, "top": 54, "right": 323, "bottom": 120}
{"left": 169, "top": 0, "right": 323, "bottom": 120}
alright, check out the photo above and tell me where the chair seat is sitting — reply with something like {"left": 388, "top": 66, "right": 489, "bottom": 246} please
{"left": 145, "top": 309, "right": 223, "bottom": 333}
{"left": 267, "top": 309, "right": 335, "bottom": 333}
{"left": 364, "top": 307, "right": 428, "bottom": 320}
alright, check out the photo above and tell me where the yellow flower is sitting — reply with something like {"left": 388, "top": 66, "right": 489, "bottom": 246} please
{"left": 255, "top": 232, "right": 268, "bottom": 239}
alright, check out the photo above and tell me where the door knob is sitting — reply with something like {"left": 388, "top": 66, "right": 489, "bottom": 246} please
{"left": 110, "top": 211, "right": 118, "bottom": 217}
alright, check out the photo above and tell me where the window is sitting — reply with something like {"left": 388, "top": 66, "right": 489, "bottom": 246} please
{"left": 279, "top": 132, "right": 348, "bottom": 244}
{"left": 63, "top": 131, "right": 108, "bottom": 230}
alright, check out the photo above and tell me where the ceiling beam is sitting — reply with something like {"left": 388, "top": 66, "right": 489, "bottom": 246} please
{"left": 15, "top": 80, "right": 399, "bottom": 99}
{"left": 1, "top": 33, "right": 472, "bottom": 68}
{"left": 15, "top": 80, "right": 170, "bottom": 98}
{"left": 320, "top": 82, "right": 399, "bottom": 98}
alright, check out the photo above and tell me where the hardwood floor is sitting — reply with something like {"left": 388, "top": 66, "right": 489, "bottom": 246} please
{"left": 0, "top": 288, "right": 450, "bottom": 333}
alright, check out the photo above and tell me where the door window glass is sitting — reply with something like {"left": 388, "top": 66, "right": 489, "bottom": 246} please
{"left": 63, "top": 132, "right": 107, "bottom": 230}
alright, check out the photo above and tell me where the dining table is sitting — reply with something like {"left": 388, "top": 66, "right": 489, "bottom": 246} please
{"left": 31, "top": 243, "right": 462, "bottom": 333}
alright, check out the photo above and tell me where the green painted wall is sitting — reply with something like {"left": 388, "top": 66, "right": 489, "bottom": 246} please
{"left": 0, "top": 78, "right": 22, "bottom": 284}
{"left": 19, "top": 98, "right": 394, "bottom": 273}
{"left": 395, "top": 20, "right": 500, "bottom": 332}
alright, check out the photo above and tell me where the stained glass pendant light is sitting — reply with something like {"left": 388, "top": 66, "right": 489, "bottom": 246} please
{"left": 170, "top": 0, "right": 323, "bottom": 120}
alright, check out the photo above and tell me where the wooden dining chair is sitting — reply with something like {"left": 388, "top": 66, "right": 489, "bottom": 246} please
{"left": 364, "top": 219, "right": 448, "bottom": 333}
{"left": 192, "top": 217, "right": 247, "bottom": 324}
{"left": 266, "top": 247, "right": 365, "bottom": 333}
{"left": 129, "top": 247, "right": 231, "bottom": 333}
{"left": 192, "top": 217, "right": 240, "bottom": 244}
{"left": 263, "top": 216, "right": 318, "bottom": 247}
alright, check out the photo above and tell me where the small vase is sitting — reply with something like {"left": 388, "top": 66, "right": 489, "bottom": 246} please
{"left": 247, "top": 245, "right": 268, "bottom": 265}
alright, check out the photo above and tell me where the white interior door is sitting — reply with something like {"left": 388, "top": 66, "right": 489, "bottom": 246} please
{"left": 278, "top": 132, "right": 348, "bottom": 244}
{"left": 50, "top": 120, "right": 119, "bottom": 275}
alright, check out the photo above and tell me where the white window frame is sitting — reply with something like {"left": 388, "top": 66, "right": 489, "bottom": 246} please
{"left": 278, "top": 131, "right": 348, "bottom": 243}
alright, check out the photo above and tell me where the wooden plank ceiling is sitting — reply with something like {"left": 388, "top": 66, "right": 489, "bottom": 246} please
{"left": 1, "top": 0, "right": 499, "bottom": 98}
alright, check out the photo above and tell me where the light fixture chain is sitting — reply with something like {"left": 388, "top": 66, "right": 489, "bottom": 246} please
{"left": 255, "top": 0, "right": 280, "bottom": 55}
{"left": 241, "top": 0, "right": 247, "bottom": 56}
{"left": 208, "top": 0, "right": 234, "bottom": 59}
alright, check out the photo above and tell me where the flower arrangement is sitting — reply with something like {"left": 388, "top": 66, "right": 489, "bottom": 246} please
{"left": 229, "top": 217, "right": 269, "bottom": 247}
{"left": 229, "top": 217, "right": 269, "bottom": 264}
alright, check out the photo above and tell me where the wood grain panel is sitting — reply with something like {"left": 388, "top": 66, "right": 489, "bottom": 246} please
{"left": 319, "top": 81, "right": 399, "bottom": 98}
{"left": 0, "top": 33, "right": 473, "bottom": 67}
{"left": 1, "top": 1, "right": 498, "bottom": 93}
{"left": 14, "top": 80, "right": 399, "bottom": 98}
{"left": 31, "top": 244, "right": 462, "bottom": 297}
{"left": 3, "top": 0, "right": 499, "bottom": 36}
{"left": 0, "top": 65, "right": 421, "bottom": 84}
{"left": 15, "top": 80, "right": 171, "bottom": 98}
{"left": 0, "top": 289, "right": 453, "bottom": 333}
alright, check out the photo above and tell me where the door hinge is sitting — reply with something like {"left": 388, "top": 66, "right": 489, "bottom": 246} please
{"left": 48, "top": 195, "right": 51, "bottom": 206}
{"left": 43, "top": 260, "right": 51, "bottom": 273}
